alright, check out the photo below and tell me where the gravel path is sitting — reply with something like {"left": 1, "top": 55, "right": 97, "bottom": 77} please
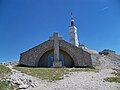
{"left": 27, "top": 69, "right": 120, "bottom": 90}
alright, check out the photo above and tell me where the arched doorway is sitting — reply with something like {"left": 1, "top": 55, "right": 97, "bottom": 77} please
{"left": 60, "top": 50, "right": 75, "bottom": 67}
{"left": 38, "top": 50, "right": 75, "bottom": 67}
{"left": 38, "top": 50, "right": 53, "bottom": 67}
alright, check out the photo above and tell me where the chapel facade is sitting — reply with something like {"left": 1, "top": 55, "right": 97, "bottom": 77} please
{"left": 19, "top": 14, "right": 92, "bottom": 68}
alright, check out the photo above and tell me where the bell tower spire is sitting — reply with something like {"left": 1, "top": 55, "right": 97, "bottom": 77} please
{"left": 69, "top": 13, "right": 79, "bottom": 47}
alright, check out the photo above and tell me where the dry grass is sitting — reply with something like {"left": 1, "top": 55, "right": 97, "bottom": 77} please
{"left": 0, "top": 64, "right": 11, "bottom": 79}
{"left": 15, "top": 66, "right": 97, "bottom": 82}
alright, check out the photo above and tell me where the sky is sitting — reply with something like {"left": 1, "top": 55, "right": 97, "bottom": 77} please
{"left": 0, "top": 0, "right": 120, "bottom": 62}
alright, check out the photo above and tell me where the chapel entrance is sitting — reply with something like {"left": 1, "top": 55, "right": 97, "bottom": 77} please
{"left": 47, "top": 52, "right": 64, "bottom": 67}
{"left": 38, "top": 50, "right": 75, "bottom": 67}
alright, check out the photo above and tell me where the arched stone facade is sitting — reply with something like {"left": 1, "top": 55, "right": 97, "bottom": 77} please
{"left": 19, "top": 33, "right": 92, "bottom": 67}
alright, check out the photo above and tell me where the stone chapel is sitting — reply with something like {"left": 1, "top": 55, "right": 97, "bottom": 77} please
{"left": 19, "top": 14, "right": 92, "bottom": 68}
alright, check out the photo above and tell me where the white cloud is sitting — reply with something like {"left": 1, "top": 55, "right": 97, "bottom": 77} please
{"left": 102, "top": 6, "right": 109, "bottom": 11}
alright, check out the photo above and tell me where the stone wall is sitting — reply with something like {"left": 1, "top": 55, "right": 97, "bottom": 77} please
{"left": 19, "top": 40, "right": 92, "bottom": 67}
{"left": 19, "top": 40, "right": 54, "bottom": 66}
{"left": 59, "top": 40, "right": 92, "bottom": 67}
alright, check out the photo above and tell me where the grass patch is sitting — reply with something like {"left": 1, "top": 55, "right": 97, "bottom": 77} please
{"left": 15, "top": 66, "right": 97, "bottom": 82}
{"left": 104, "top": 68, "right": 120, "bottom": 83}
{"left": 0, "top": 64, "right": 11, "bottom": 79}
{"left": 0, "top": 81, "right": 16, "bottom": 90}
{"left": 0, "top": 64, "right": 17, "bottom": 90}
{"left": 104, "top": 77, "right": 120, "bottom": 83}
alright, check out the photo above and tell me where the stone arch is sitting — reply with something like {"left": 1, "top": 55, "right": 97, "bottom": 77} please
{"left": 35, "top": 47, "right": 78, "bottom": 67}
{"left": 60, "top": 46, "right": 78, "bottom": 66}
{"left": 35, "top": 47, "right": 53, "bottom": 66}
{"left": 38, "top": 50, "right": 69, "bottom": 67}
{"left": 59, "top": 49, "right": 75, "bottom": 67}
{"left": 38, "top": 49, "right": 54, "bottom": 67}
{"left": 37, "top": 49, "right": 76, "bottom": 67}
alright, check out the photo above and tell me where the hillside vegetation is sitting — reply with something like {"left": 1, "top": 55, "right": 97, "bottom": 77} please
{"left": 0, "top": 64, "right": 15, "bottom": 90}
{"left": 0, "top": 64, "right": 11, "bottom": 79}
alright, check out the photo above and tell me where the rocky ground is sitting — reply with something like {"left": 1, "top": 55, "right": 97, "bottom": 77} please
{"left": 3, "top": 54, "right": 120, "bottom": 90}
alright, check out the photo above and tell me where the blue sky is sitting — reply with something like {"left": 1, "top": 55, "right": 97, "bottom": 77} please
{"left": 0, "top": 0, "right": 120, "bottom": 62}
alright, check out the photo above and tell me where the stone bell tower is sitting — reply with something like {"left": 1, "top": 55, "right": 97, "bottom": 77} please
{"left": 69, "top": 13, "right": 79, "bottom": 47}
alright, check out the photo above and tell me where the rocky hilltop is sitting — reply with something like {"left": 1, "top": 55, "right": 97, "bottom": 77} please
{"left": 80, "top": 45, "right": 120, "bottom": 68}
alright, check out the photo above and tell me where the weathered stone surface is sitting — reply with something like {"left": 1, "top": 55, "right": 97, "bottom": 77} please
{"left": 19, "top": 33, "right": 92, "bottom": 67}
{"left": 53, "top": 61, "right": 62, "bottom": 68}
{"left": 19, "top": 40, "right": 54, "bottom": 67}
{"left": 7, "top": 71, "right": 37, "bottom": 89}
{"left": 19, "top": 84, "right": 29, "bottom": 89}
{"left": 59, "top": 40, "right": 92, "bottom": 67}
{"left": 50, "top": 32, "right": 63, "bottom": 67}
